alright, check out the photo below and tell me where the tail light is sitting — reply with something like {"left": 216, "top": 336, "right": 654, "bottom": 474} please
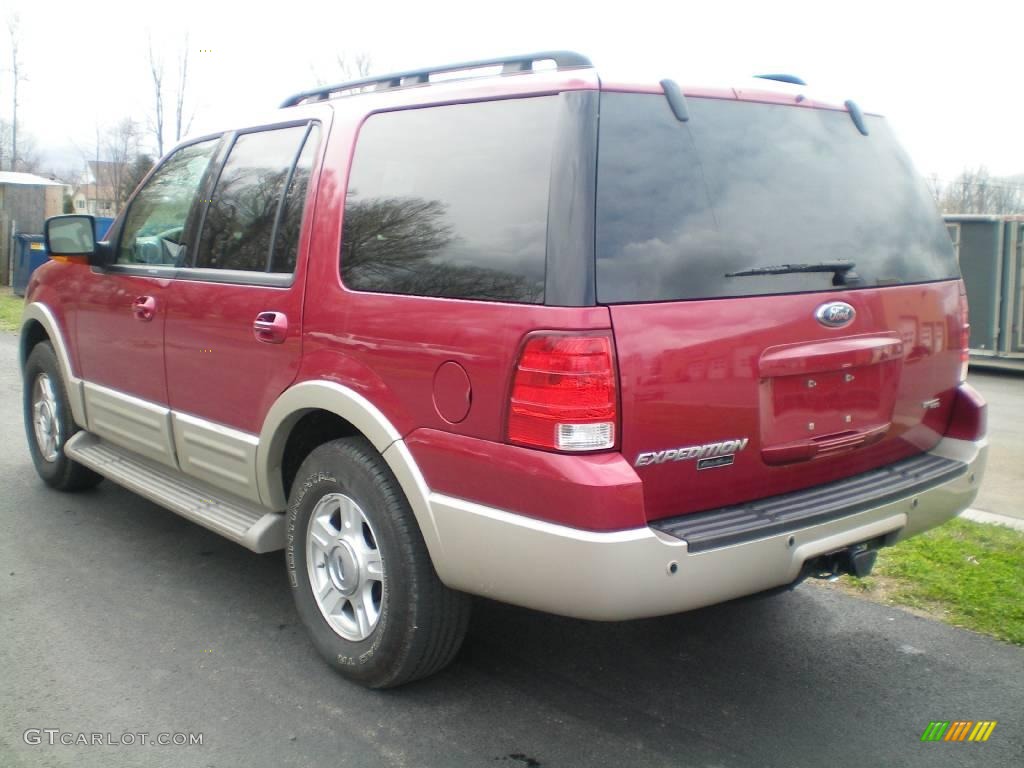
{"left": 958, "top": 281, "right": 970, "bottom": 383}
{"left": 946, "top": 383, "right": 987, "bottom": 441}
{"left": 507, "top": 333, "right": 618, "bottom": 452}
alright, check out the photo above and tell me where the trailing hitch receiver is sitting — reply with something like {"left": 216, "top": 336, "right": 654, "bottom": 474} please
{"left": 806, "top": 543, "right": 879, "bottom": 581}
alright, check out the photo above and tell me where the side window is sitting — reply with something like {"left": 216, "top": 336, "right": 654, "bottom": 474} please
{"left": 341, "top": 97, "right": 557, "bottom": 304}
{"left": 117, "top": 139, "right": 219, "bottom": 266}
{"left": 194, "top": 124, "right": 316, "bottom": 274}
{"left": 271, "top": 125, "right": 320, "bottom": 274}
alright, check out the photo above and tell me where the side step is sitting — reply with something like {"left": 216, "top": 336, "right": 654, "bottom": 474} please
{"left": 65, "top": 432, "right": 286, "bottom": 553}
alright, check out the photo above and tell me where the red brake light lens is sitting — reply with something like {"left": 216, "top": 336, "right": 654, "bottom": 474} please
{"left": 946, "top": 382, "right": 987, "bottom": 441}
{"left": 508, "top": 334, "right": 617, "bottom": 452}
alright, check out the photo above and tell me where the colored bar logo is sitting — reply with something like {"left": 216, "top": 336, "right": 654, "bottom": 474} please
{"left": 921, "top": 721, "right": 997, "bottom": 742}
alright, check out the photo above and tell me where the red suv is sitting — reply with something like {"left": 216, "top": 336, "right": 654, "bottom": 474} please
{"left": 22, "top": 52, "right": 987, "bottom": 688}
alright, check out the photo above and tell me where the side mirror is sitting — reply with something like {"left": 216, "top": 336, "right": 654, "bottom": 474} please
{"left": 43, "top": 215, "right": 114, "bottom": 267}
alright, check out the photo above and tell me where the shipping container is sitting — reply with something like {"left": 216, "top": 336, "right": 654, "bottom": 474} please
{"left": 946, "top": 214, "right": 1024, "bottom": 370}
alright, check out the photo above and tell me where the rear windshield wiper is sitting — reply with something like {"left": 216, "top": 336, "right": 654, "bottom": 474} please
{"left": 726, "top": 261, "right": 860, "bottom": 286}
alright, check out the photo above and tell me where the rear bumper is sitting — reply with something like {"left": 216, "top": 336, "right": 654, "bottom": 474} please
{"left": 427, "top": 436, "right": 987, "bottom": 620}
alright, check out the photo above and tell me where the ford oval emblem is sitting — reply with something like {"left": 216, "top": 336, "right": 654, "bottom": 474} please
{"left": 815, "top": 301, "right": 856, "bottom": 328}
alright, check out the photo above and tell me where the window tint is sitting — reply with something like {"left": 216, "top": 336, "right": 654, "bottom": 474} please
{"left": 117, "top": 139, "right": 218, "bottom": 266}
{"left": 270, "top": 125, "right": 319, "bottom": 274}
{"left": 195, "top": 125, "right": 311, "bottom": 273}
{"left": 341, "top": 97, "right": 557, "bottom": 304}
{"left": 596, "top": 94, "right": 959, "bottom": 303}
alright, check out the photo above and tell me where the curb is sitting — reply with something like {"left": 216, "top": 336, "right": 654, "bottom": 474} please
{"left": 959, "top": 508, "right": 1024, "bottom": 532}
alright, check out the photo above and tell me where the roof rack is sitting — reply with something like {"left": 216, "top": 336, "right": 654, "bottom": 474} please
{"left": 280, "top": 51, "right": 593, "bottom": 108}
{"left": 753, "top": 73, "right": 807, "bottom": 86}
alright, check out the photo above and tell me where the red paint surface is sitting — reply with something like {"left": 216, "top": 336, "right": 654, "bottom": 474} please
{"left": 163, "top": 280, "right": 305, "bottom": 433}
{"left": 71, "top": 269, "right": 170, "bottom": 404}
{"left": 432, "top": 361, "right": 472, "bottom": 424}
{"left": 758, "top": 334, "right": 903, "bottom": 464}
{"left": 609, "top": 281, "right": 965, "bottom": 522}
{"left": 406, "top": 428, "right": 645, "bottom": 531}
{"left": 25, "top": 263, "right": 82, "bottom": 374}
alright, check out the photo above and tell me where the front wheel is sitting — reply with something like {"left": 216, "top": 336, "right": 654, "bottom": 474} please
{"left": 22, "top": 342, "right": 103, "bottom": 492}
{"left": 286, "top": 437, "right": 470, "bottom": 688}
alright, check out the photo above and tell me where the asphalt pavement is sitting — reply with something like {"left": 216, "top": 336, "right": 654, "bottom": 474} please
{"left": 1, "top": 331, "right": 1022, "bottom": 768}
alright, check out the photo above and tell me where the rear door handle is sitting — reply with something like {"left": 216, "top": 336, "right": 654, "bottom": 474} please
{"left": 132, "top": 295, "right": 157, "bottom": 321}
{"left": 761, "top": 423, "right": 890, "bottom": 465}
{"left": 253, "top": 311, "right": 288, "bottom": 344}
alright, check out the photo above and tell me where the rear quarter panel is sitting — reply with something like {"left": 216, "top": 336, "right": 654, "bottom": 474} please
{"left": 297, "top": 82, "right": 611, "bottom": 443}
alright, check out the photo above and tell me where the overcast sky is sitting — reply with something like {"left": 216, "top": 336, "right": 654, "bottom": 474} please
{"left": 3, "top": 0, "right": 1021, "bottom": 183}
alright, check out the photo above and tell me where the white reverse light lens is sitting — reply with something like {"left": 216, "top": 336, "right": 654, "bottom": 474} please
{"left": 555, "top": 422, "right": 614, "bottom": 451}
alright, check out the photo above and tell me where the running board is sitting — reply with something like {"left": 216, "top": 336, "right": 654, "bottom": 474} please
{"left": 65, "top": 432, "right": 286, "bottom": 553}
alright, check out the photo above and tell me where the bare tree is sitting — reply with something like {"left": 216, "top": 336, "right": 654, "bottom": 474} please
{"left": 0, "top": 119, "right": 10, "bottom": 171}
{"left": 336, "top": 52, "right": 373, "bottom": 81}
{"left": 310, "top": 51, "right": 374, "bottom": 87}
{"left": 47, "top": 162, "right": 83, "bottom": 186}
{"left": 12, "top": 131, "right": 39, "bottom": 173}
{"left": 106, "top": 118, "right": 142, "bottom": 207}
{"left": 937, "top": 166, "right": 1024, "bottom": 215}
{"left": 925, "top": 173, "right": 944, "bottom": 203}
{"left": 174, "top": 33, "right": 194, "bottom": 142}
{"left": 148, "top": 35, "right": 165, "bottom": 157}
{"left": 0, "top": 14, "right": 39, "bottom": 175}
{"left": 0, "top": 118, "right": 40, "bottom": 175}
{"left": 123, "top": 154, "right": 154, "bottom": 199}
{"left": 7, "top": 13, "right": 26, "bottom": 171}
{"left": 145, "top": 32, "right": 194, "bottom": 152}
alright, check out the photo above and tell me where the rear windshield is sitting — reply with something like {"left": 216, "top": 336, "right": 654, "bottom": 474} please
{"left": 596, "top": 93, "right": 959, "bottom": 303}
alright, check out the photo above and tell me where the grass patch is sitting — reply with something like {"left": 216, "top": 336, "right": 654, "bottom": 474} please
{"left": 0, "top": 287, "right": 24, "bottom": 333}
{"left": 834, "top": 518, "right": 1024, "bottom": 644}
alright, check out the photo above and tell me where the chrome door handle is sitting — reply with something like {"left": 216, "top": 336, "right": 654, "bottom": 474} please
{"left": 253, "top": 311, "right": 288, "bottom": 344}
{"left": 132, "top": 295, "right": 157, "bottom": 321}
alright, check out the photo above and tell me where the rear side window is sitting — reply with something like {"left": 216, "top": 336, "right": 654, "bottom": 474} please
{"left": 341, "top": 97, "right": 557, "bottom": 304}
{"left": 596, "top": 93, "right": 959, "bottom": 303}
{"left": 195, "top": 124, "right": 318, "bottom": 274}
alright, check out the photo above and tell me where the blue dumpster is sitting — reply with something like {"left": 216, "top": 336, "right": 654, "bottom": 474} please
{"left": 12, "top": 235, "right": 48, "bottom": 297}
{"left": 11, "top": 217, "right": 115, "bottom": 296}
{"left": 94, "top": 216, "right": 114, "bottom": 239}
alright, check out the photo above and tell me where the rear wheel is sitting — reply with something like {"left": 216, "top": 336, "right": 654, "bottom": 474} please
{"left": 22, "top": 342, "right": 103, "bottom": 492}
{"left": 286, "top": 436, "right": 470, "bottom": 688}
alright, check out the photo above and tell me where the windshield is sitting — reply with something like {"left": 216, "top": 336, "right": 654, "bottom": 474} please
{"left": 595, "top": 93, "right": 959, "bottom": 303}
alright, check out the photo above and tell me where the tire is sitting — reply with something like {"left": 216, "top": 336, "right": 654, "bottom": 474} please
{"left": 286, "top": 436, "right": 471, "bottom": 688}
{"left": 22, "top": 342, "right": 103, "bottom": 492}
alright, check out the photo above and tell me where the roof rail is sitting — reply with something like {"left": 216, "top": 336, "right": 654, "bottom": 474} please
{"left": 280, "top": 51, "right": 593, "bottom": 108}
{"left": 753, "top": 73, "right": 807, "bottom": 86}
